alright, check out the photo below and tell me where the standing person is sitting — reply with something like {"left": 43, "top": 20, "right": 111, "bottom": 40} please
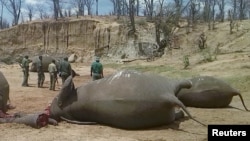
{"left": 48, "top": 59, "right": 57, "bottom": 91}
{"left": 37, "top": 56, "right": 45, "bottom": 88}
{"left": 59, "top": 57, "right": 72, "bottom": 84}
{"left": 21, "top": 55, "right": 30, "bottom": 87}
{"left": 90, "top": 56, "right": 103, "bottom": 81}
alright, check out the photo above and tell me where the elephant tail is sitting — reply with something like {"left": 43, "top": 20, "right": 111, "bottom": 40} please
{"left": 171, "top": 95, "right": 207, "bottom": 126}
{"left": 236, "top": 93, "right": 249, "bottom": 111}
{"left": 60, "top": 116, "right": 97, "bottom": 125}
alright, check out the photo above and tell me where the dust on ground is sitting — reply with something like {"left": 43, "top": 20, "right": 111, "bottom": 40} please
{"left": 1, "top": 52, "right": 250, "bottom": 141}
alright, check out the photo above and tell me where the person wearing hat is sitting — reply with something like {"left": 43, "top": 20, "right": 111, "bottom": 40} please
{"left": 48, "top": 59, "right": 57, "bottom": 91}
{"left": 21, "top": 55, "right": 30, "bottom": 87}
{"left": 90, "top": 56, "right": 103, "bottom": 81}
{"left": 59, "top": 57, "right": 72, "bottom": 84}
{"left": 37, "top": 55, "right": 45, "bottom": 88}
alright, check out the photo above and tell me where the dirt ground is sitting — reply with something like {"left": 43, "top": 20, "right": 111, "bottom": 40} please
{"left": 1, "top": 52, "right": 250, "bottom": 141}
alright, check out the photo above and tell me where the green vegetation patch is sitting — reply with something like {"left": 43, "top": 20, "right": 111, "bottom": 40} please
{"left": 222, "top": 75, "right": 250, "bottom": 93}
{"left": 105, "top": 63, "right": 197, "bottom": 78}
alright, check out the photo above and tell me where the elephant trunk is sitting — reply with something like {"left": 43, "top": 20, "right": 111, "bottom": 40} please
{"left": 175, "top": 80, "right": 192, "bottom": 95}
{"left": 0, "top": 113, "right": 49, "bottom": 128}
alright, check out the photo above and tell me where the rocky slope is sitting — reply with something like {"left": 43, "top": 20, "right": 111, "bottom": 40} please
{"left": 0, "top": 16, "right": 250, "bottom": 64}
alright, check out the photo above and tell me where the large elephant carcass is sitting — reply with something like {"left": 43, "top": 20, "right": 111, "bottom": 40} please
{"left": 176, "top": 76, "right": 249, "bottom": 111}
{"left": 49, "top": 70, "right": 205, "bottom": 129}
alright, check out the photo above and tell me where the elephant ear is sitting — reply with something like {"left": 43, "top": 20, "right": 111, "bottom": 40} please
{"left": 57, "top": 75, "right": 76, "bottom": 108}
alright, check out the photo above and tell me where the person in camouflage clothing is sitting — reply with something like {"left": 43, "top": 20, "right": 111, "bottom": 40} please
{"left": 21, "top": 55, "right": 30, "bottom": 87}
{"left": 90, "top": 56, "right": 103, "bottom": 81}
{"left": 37, "top": 56, "right": 45, "bottom": 88}
{"left": 48, "top": 59, "right": 57, "bottom": 91}
{"left": 59, "top": 57, "right": 72, "bottom": 84}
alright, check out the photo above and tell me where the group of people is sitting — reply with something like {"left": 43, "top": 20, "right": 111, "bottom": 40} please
{"left": 20, "top": 56, "right": 72, "bottom": 91}
{"left": 48, "top": 57, "right": 72, "bottom": 91}
{"left": 20, "top": 55, "right": 104, "bottom": 90}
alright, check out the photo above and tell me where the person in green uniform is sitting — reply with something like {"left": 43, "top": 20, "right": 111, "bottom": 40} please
{"left": 90, "top": 56, "right": 104, "bottom": 81}
{"left": 21, "top": 55, "right": 30, "bottom": 87}
{"left": 59, "top": 57, "right": 72, "bottom": 84}
{"left": 48, "top": 59, "right": 57, "bottom": 91}
{"left": 37, "top": 56, "right": 45, "bottom": 88}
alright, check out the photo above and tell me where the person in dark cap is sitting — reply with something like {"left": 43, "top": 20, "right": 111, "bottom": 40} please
{"left": 59, "top": 57, "right": 72, "bottom": 84}
{"left": 90, "top": 56, "right": 103, "bottom": 81}
{"left": 21, "top": 55, "right": 30, "bottom": 86}
{"left": 37, "top": 55, "right": 45, "bottom": 88}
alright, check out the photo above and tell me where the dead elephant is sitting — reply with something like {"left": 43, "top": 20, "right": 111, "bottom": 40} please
{"left": 177, "top": 76, "right": 249, "bottom": 111}
{"left": 49, "top": 70, "right": 205, "bottom": 129}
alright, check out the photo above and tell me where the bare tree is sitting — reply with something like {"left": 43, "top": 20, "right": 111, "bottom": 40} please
{"left": 2, "top": 0, "right": 23, "bottom": 26}
{"left": 189, "top": 0, "right": 200, "bottom": 25}
{"left": 123, "top": 0, "right": 129, "bottom": 16}
{"left": 71, "top": 0, "right": 85, "bottom": 16}
{"left": 229, "top": 0, "right": 249, "bottom": 20}
{"left": 238, "top": 0, "right": 247, "bottom": 20}
{"left": 154, "top": 2, "right": 177, "bottom": 56}
{"left": 85, "top": 0, "right": 94, "bottom": 15}
{"left": 129, "top": 0, "right": 136, "bottom": 35}
{"left": 211, "top": 0, "right": 216, "bottom": 29}
{"left": 203, "top": 0, "right": 216, "bottom": 30}
{"left": 232, "top": 0, "right": 237, "bottom": 20}
{"left": 26, "top": 4, "right": 34, "bottom": 21}
{"left": 36, "top": 3, "right": 49, "bottom": 20}
{"left": 136, "top": 0, "right": 139, "bottom": 16}
{"left": 217, "top": 0, "right": 225, "bottom": 22}
{"left": 174, "top": 0, "right": 183, "bottom": 25}
{"left": 144, "top": 0, "right": 154, "bottom": 20}
{"left": 96, "top": 0, "right": 98, "bottom": 15}
{"left": 110, "top": 0, "right": 117, "bottom": 15}
{"left": 0, "top": 0, "right": 4, "bottom": 28}
{"left": 228, "top": 9, "right": 234, "bottom": 34}
{"left": 51, "top": 0, "right": 63, "bottom": 20}
{"left": 117, "top": 0, "right": 122, "bottom": 18}
{"left": 110, "top": 0, "right": 124, "bottom": 19}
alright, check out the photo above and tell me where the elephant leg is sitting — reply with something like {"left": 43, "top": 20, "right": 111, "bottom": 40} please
{"left": 174, "top": 110, "right": 184, "bottom": 120}
{"left": 0, "top": 113, "right": 49, "bottom": 129}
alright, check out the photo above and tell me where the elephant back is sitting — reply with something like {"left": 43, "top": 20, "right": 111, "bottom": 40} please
{"left": 30, "top": 55, "right": 55, "bottom": 72}
{"left": 177, "top": 76, "right": 239, "bottom": 108}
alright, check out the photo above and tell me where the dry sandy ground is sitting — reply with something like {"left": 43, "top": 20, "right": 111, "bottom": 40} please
{"left": 1, "top": 53, "right": 250, "bottom": 141}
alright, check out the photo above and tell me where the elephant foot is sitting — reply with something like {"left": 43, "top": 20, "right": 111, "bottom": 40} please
{"left": 174, "top": 110, "right": 184, "bottom": 120}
